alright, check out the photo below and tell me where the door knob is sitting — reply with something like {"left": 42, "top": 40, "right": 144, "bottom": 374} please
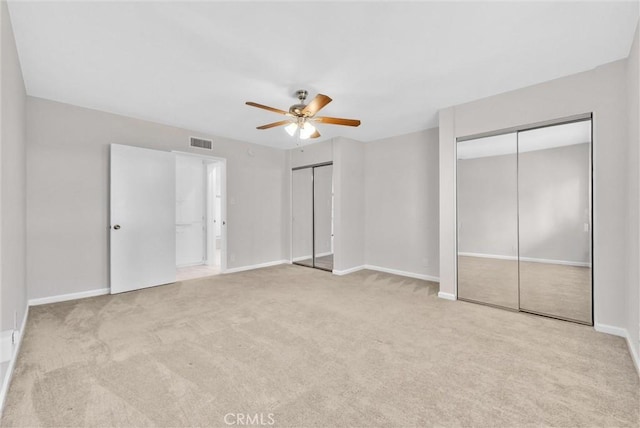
{"left": 113, "top": 225, "right": 121, "bottom": 230}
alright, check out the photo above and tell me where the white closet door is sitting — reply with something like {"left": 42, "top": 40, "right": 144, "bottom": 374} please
{"left": 110, "top": 144, "right": 176, "bottom": 294}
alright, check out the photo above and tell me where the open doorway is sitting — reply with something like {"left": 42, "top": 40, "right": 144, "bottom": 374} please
{"left": 174, "top": 152, "right": 226, "bottom": 281}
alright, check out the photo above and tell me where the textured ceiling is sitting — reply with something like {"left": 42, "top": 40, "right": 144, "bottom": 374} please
{"left": 8, "top": 1, "right": 639, "bottom": 149}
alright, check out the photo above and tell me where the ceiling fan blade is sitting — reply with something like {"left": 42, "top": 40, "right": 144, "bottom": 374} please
{"left": 246, "top": 102, "right": 288, "bottom": 115}
{"left": 256, "top": 120, "right": 291, "bottom": 130}
{"left": 301, "top": 94, "right": 332, "bottom": 116}
{"left": 314, "top": 116, "right": 361, "bottom": 127}
{"left": 310, "top": 130, "right": 321, "bottom": 139}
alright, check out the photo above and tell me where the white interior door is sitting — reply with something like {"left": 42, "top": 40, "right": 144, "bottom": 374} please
{"left": 110, "top": 144, "right": 176, "bottom": 294}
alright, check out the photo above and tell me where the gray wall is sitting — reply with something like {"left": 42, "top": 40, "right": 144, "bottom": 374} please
{"left": 26, "top": 97, "right": 288, "bottom": 300}
{"left": 0, "top": 1, "right": 27, "bottom": 332}
{"left": 626, "top": 22, "right": 639, "bottom": 366}
{"left": 333, "top": 137, "right": 365, "bottom": 272}
{"left": 439, "top": 58, "right": 630, "bottom": 330}
{"left": 288, "top": 129, "right": 440, "bottom": 278}
{"left": 365, "top": 128, "right": 439, "bottom": 277}
{"left": 290, "top": 140, "right": 332, "bottom": 169}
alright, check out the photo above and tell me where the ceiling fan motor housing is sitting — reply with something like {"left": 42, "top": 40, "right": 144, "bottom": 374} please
{"left": 290, "top": 89, "right": 309, "bottom": 116}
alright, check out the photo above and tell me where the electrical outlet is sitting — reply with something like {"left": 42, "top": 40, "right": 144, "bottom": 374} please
{"left": 230, "top": 254, "right": 236, "bottom": 262}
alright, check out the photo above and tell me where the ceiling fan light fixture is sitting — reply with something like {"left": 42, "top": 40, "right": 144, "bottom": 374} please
{"left": 299, "top": 121, "right": 316, "bottom": 140}
{"left": 284, "top": 122, "right": 298, "bottom": 137}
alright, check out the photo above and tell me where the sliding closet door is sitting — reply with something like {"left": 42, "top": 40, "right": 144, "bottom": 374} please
{"left": 518, "top": 121, "right": 592, "bottom": 323}
{"left": 313, "top": 165, "right": 333, "bottom": 271}
{"left": 292, "top": 168, "right": 313, "bottom": 267}
{"left": 457, "top": 133, "right": 519, "bottom": 309}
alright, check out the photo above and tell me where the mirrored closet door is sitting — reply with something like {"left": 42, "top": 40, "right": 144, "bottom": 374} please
{"left": 518, "top": 121, "right": 592, "bottom": 323}
{"left": 456, "top": 117, "right": 593, "bottom": 324}
{"left": 292, "top": 163, "right": 334, "bottom": 272}
{"left": 457, "top": 133, "right": 519, "bottom": 309}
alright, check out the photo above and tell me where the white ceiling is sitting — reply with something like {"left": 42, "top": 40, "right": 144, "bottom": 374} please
{"left": 7, "top": 1, "right": 639, "bottom": 149}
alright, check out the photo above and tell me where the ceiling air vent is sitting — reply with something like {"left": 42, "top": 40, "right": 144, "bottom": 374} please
{"left": 190, "top": 137, "right": 212, "bottom": 150}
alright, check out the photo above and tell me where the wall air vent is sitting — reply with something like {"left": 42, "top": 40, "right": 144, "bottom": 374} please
{"left": 190, "top": 137, "right": 213, "bottom": 150}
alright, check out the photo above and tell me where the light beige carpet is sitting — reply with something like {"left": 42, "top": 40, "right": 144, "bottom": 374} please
{"left": 1, "top": 265, "right": 637, "bottom": 427}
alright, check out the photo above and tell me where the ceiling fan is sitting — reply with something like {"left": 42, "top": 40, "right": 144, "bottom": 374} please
{"left": 246, "top": 90, "right": 361, "bottom": 140}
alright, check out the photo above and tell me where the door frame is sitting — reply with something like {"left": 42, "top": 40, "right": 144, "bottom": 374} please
{"left": 173, "top": 151, "right": 228, "bottom": 273}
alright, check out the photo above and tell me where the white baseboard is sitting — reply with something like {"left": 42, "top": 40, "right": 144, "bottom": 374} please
{"left": 332, "top": 265, "right": 365, "bottom": 276}
{"left": 224, "top": 259, "right": 289, "bottom": 274}
{"left": 332, "top": 264, "right": 440, "bottom": 282}
{"left": 437, "top": 292, "right": 457, "bottom": 301}
{"left": 0, "top": 306, "right": 28, "bottom": 418}
{"left": 594, "top": 323, "right": 627, "bottom": 337}
{"left": 595, "top": 323, "right": 639, "bottom": 377}
{"left": 364, "top": 265, "right": 440, "bottom": 282}
{"left": 458, "top": 252, "right": 591, "bottom": 268}
{"left": 28, "top": 288, "right": 110, "bottom": 306}
{"left": 626, "top": 334, "right": 640, "bottom": 376}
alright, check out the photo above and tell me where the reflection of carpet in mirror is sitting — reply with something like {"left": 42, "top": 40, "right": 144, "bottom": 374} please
{"left": 294, "top": 254, "right": 333, "bottom": 271}
{"left": 458, "top": 256, "right": 592, "bottom": 324}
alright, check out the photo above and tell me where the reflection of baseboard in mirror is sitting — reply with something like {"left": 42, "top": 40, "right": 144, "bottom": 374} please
{"left": 457, "top": 252, "right": 591, "bottom": 268}
{"left": 456, "top": 115, "right": 593, "bottom": 325}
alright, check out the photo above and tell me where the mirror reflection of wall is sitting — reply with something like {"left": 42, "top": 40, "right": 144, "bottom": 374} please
{"left": 456, "top": 118, "right": 593, "bottom": 324}
{"left": 292, "top": 168, "right": 313, "bottom": 268}
{"left": 313, "top": 165, "right": 334, "bottom": 271}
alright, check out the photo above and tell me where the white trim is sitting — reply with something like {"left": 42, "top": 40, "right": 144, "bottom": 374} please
{"left": 438, "top": 292, "right": 457, "bottom": 301}
{"left": 332, "top": 265, "right": 365, "bottom": 276}
{"left": 0, "top": 307, "right": 28, "bottom": 418}
{"left": 363, "top": 265, "right": 440, "bottom": 282}
{"left": 224, "top": 259, "right": 289, "bottom": 274}
{"left": 332, "top": 265, "right": 440, "bottom": 282}
{"left": 28, "top": 288, "right": 109, "bottom": 306}
{"left": 594, "top": 322, "right": 627, "bottom": 337}
{"left": 594, "top": 323, "right": 640, "bottom": 377}
{"left": 458, "top": 252, "right": 591, "bottom": 268}
{"left": 626, "top": 333, "right": 640, "bottom": 377}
